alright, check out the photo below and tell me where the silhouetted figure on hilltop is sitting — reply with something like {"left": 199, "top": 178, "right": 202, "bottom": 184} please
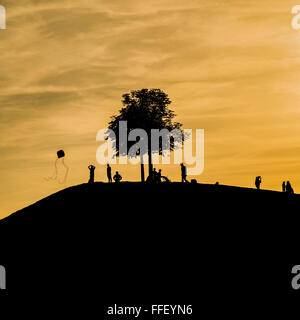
{"left": 157, "top": 169, "right": 162, "bottom": 183}
{"left": 255, "top": 176, "right": 262, "bottom": 190}
{"left": 107, "top": 164, "right": 112, "bottom": 183}
{"left": 286, "top": 181, "right": 294, "bottom": 194}
{"left": 153, "top": 168, "right": 158, "bottom": 183}
{"left": 282, "top": 181, "right": 286, "bottom": 193}
{"left": 146, "top": 168, "right": 160, "bottom": 183}
{"left": 113, "top": 171, "right": 122, "bottom": 183}
{"left": 181, "top": 163, "right": 188, "bottom": 183}
{"left": 88, "top": 165, "right": 96, "bottom": 183}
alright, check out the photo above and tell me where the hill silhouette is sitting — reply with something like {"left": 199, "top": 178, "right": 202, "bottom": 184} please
{"left": 0, "top": 182, "right": 299, "bottom": 312}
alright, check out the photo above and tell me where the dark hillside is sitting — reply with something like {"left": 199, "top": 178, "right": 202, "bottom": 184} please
{"left": 0, "top": 182, "right": 298, "bottom": 312}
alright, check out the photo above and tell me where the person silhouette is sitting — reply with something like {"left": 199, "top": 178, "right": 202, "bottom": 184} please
{"left": 181, "top": 163, "right": 188, "bottom": 183}
{"left": 286, "top": 181, "right": 294, "bottom": 194}
{"left": 153, "top": 168, "right": 158, "bottom": 183}
{"left": 157, "top": 169, "right": 162, "bottom": 183}
{"left": 107, "top": 164, "right": 112, "bottom": 183}
{"left": 113, "top": 171, "right": 122, "bottom": 183}
{"left": 88, "top": 165, "right": 96, "bottom": 183}
{"left": 255, "top": 176, "right": 262, "bottom": 190}
{"left": 282, "top": 181, "right": 286, "bottom": 192}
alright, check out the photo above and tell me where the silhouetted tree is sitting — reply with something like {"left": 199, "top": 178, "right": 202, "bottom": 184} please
{"left": 108, "top": 89, "right": 183, "bottom": 182}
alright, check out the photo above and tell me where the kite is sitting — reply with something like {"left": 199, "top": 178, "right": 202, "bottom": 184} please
{"left": 45, "top": 149, "right": 69, "bottom": 184}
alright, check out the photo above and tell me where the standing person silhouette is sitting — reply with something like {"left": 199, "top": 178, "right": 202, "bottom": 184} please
{"left": 153, "top": 168, "right": 158, "bottom": 183}
{"left": 88, "top": 165, "right": 96, "bottom": 183}
{"left": 181, "top": 163, "right": 188, "bottom": 183}
{"left": 255, "top": 176, "right": 262, "bottom": 190}
{"left": 282, "top": 181, "right": 286, "bottom": 192}
{"left": 113, "top": 171, "right": 122, "bottom": 183}
{"left": 157, "top": 169, "right": 162, "bottom": 183}
{"left": 107, "top": 164, "right": 112, "bottom": 183}
{"left": 286, "top": 181, "right": 294, "bottom": 194}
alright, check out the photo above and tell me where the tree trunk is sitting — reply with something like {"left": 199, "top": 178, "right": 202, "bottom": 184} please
{"left": 140, "top": 153, "right": 145, "bottom": 182}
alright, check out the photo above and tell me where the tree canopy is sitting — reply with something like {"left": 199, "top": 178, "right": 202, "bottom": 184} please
{"left": 108, "top": 88, "right": 183, "bottom": 181}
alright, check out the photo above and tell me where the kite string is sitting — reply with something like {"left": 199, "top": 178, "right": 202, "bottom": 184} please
{"left": 44, "top": 158, "right": 58, "bottom": 181}
{"left": 58, "top": 158, "right": 69, "bottom": 184}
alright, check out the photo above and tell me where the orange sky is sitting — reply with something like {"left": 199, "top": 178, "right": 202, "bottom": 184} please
{"left": 1, "top": 0, "right": 300, "bottom": 218}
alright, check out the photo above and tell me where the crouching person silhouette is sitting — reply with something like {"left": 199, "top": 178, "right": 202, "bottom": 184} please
{"left": 88, "top": 165, "right": 96, "bottom": 183}
{"left": 113, "top": 171, "right": 122, "bottom": 183}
